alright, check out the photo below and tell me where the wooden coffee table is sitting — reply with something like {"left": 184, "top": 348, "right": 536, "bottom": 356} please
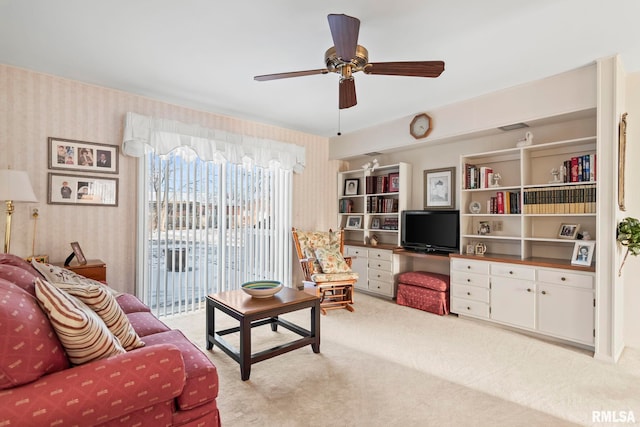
{"left": 206, "top": 287, "right": 320, "bottom": 380}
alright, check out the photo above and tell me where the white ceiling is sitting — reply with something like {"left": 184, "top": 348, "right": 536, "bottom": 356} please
{"left": 2, "top": 1, "right": 640, "bottom": 138}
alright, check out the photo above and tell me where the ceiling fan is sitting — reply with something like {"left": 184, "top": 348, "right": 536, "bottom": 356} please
{"left": 254, "top": 13, "right": 445, "bottom": 110}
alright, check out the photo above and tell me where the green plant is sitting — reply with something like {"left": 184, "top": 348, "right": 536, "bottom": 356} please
{"left": 617, "top": 217, "right": 640, "bottom": 276}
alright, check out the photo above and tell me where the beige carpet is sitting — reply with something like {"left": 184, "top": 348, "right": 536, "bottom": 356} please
{"left": 164, "top": 292, "right": 640, "bottom": 427}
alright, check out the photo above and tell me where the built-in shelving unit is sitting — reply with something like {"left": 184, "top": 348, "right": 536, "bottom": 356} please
{"left": 460, "top": 136, "right": 597, "bottom": 264}
{"left": 337, "top": 162, "right": 412, "bottom": 247}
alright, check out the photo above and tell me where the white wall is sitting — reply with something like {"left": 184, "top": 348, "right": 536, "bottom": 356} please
{"left": 623, "top": 72, "right": 640, "bottom": 348}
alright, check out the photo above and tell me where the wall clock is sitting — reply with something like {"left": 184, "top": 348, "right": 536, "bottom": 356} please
{"left": 409, "top": 113, "right": 433, "bottom": 139}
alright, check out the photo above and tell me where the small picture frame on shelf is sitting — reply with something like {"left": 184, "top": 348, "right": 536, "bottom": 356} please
{"left": 466, "top": 244, "right": 475, "bottom": 255}
{"left": 370, "top": 217, "right": 381, "bottom": 229}
{"left": 344, "top": 178, "right": 359, "bottom": 196}
{"left": 388, "top": 172, "right": 400, "bottom": 192}
{"left": 346, "top": 215, "right": 362, "bottom": 229}
{"left": 70, "top": 241, "right": 87, "bottom": 265}
{"left": 558, "top": 223, "right": 580, "bottom": 239}
{"left": 478, "top": 221, "right": 490, "bottom": 235}
{"left": 571, "top": 241, "right": 595, "bottom": 266}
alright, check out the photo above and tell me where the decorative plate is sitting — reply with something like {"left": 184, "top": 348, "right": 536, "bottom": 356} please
{"left": 469, "top": 201, "right": 481, "bottom": 214}
{"left": 241, "top": 281, "right": 283, "bottom": 298}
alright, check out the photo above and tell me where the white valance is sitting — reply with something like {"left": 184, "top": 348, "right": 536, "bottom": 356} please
{"left": 122, "top": 112, "right": 305, "bottom": 173}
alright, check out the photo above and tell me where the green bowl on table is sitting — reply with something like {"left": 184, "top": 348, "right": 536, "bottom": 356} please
{"left": 241, "top": 281, "right": 283, "bottom": 298}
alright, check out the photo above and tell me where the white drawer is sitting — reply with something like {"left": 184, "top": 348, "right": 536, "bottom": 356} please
{"left": 537, "top": 269, "right": 594, "bottom": 290}
{"left": 369, "top": 269, "right": 393, "bottom": 283}
{"left": 451, "top": 283, "right": 490, "bottom": 303}
{"left": 451, "top": 298, "right": 490, "bottom": 319}
{"left": 490, "top": 263, "right": 535, "bottom": 281}
{"left": 368, "top": 248, "right": 392, "bottom": 262}
{"left": 451, "top": 258, "right": 490, "bottom": 274}
{"left": 450, "top": 271, "right": 490, "bottom": 289}
{"left": 368, "top": 259, "right": 392, "bottom": 271}
{"left": 345, "top": 246, "right": 368, "bottom": 258}
{"left": 369, "top": 279, "right": 394, "bottom": 296}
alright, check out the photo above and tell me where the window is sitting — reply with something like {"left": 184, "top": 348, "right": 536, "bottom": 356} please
{"left": 137, "top": 147, "right": 292, "bottom": 316}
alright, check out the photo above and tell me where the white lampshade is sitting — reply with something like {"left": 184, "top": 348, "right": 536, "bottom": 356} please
{"left": 0, "top": 170, "right": 37, "bottom": 202}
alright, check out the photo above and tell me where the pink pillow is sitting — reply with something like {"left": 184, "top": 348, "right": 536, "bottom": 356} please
{"left": 0, "top": 279, "right": 69, "bottom": 389}
{"left": 0, "top": 254, "right": 42, "bottom": 276}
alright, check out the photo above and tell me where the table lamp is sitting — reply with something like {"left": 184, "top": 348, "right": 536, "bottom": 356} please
{"left": 0, "top": 170, "right": 38, "bottom": 253}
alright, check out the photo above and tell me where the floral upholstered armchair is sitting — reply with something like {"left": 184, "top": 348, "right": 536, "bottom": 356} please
{"left": 291, "top": 228, "right": 358, "bottom": 314}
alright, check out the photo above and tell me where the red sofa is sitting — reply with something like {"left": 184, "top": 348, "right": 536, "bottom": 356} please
{"left": 0, "top": 254, "right": 220, "bottom": 427}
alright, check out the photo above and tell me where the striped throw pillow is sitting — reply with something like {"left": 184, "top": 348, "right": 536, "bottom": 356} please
{"left": 54, "top": 281, "right": 144, "bottom": 351}
{"left": 34, "top": 278, "right": 126, "bottom": 365}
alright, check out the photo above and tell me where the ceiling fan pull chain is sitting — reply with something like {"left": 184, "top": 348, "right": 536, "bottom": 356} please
{"left": 337, "top": 109, "right": 342, "bottom": 136}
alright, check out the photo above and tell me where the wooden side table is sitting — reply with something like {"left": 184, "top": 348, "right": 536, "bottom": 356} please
{"left": 206, "top": 287, "right": 320, "bottom": 381}
{"left": 53, "top": 259, "right": 107, "bottom": 282}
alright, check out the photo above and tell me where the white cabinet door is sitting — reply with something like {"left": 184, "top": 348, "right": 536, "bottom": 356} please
{"left": 490, "top": 276, "right": 536, "bottom": 329}
{"left": 345, "top": 246, "right": 368, "bottom": 290}
{"left": 537, "top": 283, "right": 594, "bottom": 344}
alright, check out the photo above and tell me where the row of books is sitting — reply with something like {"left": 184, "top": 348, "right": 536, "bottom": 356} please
{"left": 338, "top": 199, "right": 354, "bottom": 213}
{"left": 523, "top": 184, "right": 596, "bottom": 214}
{"left": 367, "top": 196, "right": 398, "bottom": 213}
{"left": 463, "top": 164, "right": 495, "bottom": 189}
{"left": 487, "top": 191, "right": 521, "bottom": 214}
{"left": 365, "top": 174, "right": 399, "bottom": 194}
{"left": 564, "top": 154, "right": 596, "bottom": 183}
{"left": 380, "top": 217, "right": 398, "bottom": 230}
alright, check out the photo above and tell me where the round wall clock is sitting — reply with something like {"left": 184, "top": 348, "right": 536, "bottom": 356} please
{"left": 409, "top": 113, "right": 433, "bottom": 139}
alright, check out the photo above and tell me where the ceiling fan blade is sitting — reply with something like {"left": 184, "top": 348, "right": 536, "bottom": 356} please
{"left": 254, "top": 69, "right": 328, "bottom": 81}
{"left": 363, "top": 61, "right": 445, "bottom": 77}
{"left": 327, "top": 14, "right": 360, "bottom": 61}
{"left": 339, "top": 78, "right": 357, "bottom": 109}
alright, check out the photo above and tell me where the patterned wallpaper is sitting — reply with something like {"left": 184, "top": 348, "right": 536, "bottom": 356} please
{"left": 0, "top": 64, "right": 341, "bottom": 293}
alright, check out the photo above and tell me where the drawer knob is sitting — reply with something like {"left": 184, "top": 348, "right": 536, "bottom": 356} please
{"left": 527, "top": 288, "right": 532, "bottom": 292}
{"left": 467, "top": 266, "right": 471, "bottom": 269}
{"left": 541, "top": 290, "right": 547, "bottom": 295}
{"left": 466, "top": 292, "right": 471, "bottom": 296}
{"left": 467, "top": 306, "right": 471, "bottom": 310}
{"left": 467, "top": 278, "right": 471, "bottom": 282}
{"left": 561, "top": 277, "right": 566, "bottom": 281}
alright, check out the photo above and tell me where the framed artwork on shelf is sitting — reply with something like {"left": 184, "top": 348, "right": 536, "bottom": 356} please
{"left": 388, "top": 172, "right": 400, "bottom": 192}
{"left": 370, "top": 217, "right": 381, "bottom": 229}
{"left": 571, "top": 241, "right": 595, "bottom": 266}
{"left": 48, "top": 173, "right": 118, "bottom": 206}
{"left": 70, "top": 241, "right": 87, "bottom": 265}
{"left": 424, "top": 167, "right": 456, "bottom": 209}
{"left": 344, "top": 178, "right": 359, "bottom": 196}
{"left": 48, "top": 137, "right": 119, "bottom": 174}
{"left": 346, "top": 215, "right": 362, "bottom": 229}
{"left": 558, "top": 223, "right": 580, "bottom": 239}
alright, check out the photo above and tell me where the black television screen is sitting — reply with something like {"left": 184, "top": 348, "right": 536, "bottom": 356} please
{"left": 401, "top": 210, "right": 460, "bottom": 254}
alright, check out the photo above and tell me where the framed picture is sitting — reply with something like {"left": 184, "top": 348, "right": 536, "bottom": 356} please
{"left": 388, "top": 172, "right": 400, "bottom": 192}
{"left": 70, "top": 241, "right": 87, "bottom": 265}
{"left": 346, "top": 215, "right": 362, "bottom": 229}
{"left": 424, "top": 167, "right": 456, "bottom": 209}
{"left": 571, "top": 241, "right": 595, "bottom": 266}
{"left": 370, "top": 217, "right": 381, "bottom": 229}
{"left": 344, "top": 178, "right": 359, "bottom": 196}
{"left": 48, "top": 137, "right": 119, "bottom": 174}
{"left": 48, "top": 173, "right": 118, "bottom": 206}
{"left": 558, "top": 223, "right": 580, "bottom": 239}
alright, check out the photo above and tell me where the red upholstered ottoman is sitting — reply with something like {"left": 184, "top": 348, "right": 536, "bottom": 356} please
{"left": 396, "top": 271, "right": 450, "bottom": 315}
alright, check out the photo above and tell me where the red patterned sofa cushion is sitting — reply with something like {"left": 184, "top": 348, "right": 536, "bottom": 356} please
{"left": 0, "top": 264, "right": 40, "bottom": 295}
{"left": 0, "top": 279, "right": 69, "bottom": 389}
{"left": 117, "top": 293, "right": 152, "bottom": 314}
{"left": 397, "top": 271, "right": 450, "bottom": 291}
{"left": 142, "top": 330, "right": 219, "bottom": 411}
{"left": 127, "top": 311, "right": 172, "bottom": 337}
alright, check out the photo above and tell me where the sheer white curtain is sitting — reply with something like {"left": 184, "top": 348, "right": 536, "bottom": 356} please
{"left": 123, "top": 113, "right": 303, "bottom": 315}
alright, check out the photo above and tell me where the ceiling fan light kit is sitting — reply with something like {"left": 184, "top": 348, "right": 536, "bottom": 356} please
{"left": 254, "top": 14, "right": 445, "bottom": 111}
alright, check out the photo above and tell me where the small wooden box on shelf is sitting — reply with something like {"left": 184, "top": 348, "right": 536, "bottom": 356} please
{"left": 53, "top": 259, "right": 107, "bottom": 282}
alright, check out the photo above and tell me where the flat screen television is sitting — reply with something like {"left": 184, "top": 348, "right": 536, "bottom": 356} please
{"left": 401, "top": 210, "right": 460, "bottom": 254}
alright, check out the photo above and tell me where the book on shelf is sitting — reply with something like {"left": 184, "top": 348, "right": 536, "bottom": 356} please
{"left": 366, "top": 175, "right": 391, "bottom": 194}
{"left": 339, "top": 199, "right": 354, "bottom": 213}
{"left": 367, "top": 196, "right": 398, "bottom": 213}
{"left": 565, "top": 154, "right": 595, "bottom": 183}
